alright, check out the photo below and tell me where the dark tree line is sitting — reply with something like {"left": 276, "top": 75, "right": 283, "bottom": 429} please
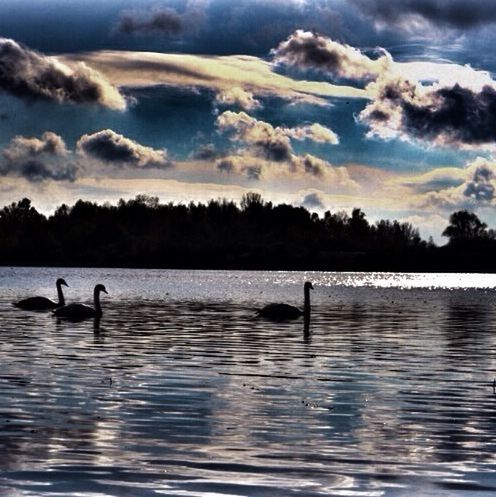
{"left": 1, "top": 194, "right": 495, "bottom": 271}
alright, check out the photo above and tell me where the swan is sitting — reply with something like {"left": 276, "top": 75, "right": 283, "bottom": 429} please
{"left": 53, "top": 284, "right": 108, "bottom": 321}
{"left": 13, "top": 278, "right": 69, "bottom": 310}
{"left": 258, "top": 281, "right": 313, "bottom": 320}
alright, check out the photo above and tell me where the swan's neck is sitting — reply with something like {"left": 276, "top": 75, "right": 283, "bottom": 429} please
{"left": 304, "top": 286, "right": 311, "bottom": 317}
{"left": 56, "top": 282, "right": 65, "bottom": 305}
{"left": 94, "top": 289, "right": 103, "bottom": 317}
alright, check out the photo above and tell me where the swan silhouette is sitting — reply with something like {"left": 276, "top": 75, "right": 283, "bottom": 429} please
{"left": 13, "top": 278, "right": 69, "bottom": 311}
{"left": 258, "top": 281, "right": 313, "bottom": 320}
{"left": 53, "top": 284, "right": 108, "bottom": 321}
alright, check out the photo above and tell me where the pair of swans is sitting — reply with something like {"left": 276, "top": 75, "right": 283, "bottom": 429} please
{"left": 14, "top": 279, "right": 108, "bottom": 320}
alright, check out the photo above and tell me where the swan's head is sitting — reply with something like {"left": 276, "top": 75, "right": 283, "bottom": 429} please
{"left": 95, "top": 284, "right": 108, "bottom": 295}
{"left": 304, "top": 281, "right": 314, "bottom": 290}
{"left": 57, "top": 278, "right": 69, "bottom": 287}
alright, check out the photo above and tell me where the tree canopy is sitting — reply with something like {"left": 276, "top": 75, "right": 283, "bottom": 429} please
{"left": 0, "top": 195, "right": 495, "bottom": 271}
{"left": 442, "top": 210, "right": 495, "bottom": 246}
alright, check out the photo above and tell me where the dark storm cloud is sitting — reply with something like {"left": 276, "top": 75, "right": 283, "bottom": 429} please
{"left": 352, "top": 0, "right": 496, "bottom": 29}
{"left": 77, "top": 129, "right": 170, "bottom": 168}
{"left": 463, "top": 162, "right": 495, "bottom": 202}
{"left": 403, "top": 85, "right": 496, "bottom": 146}
{"left": 1, "top": 132, "right": 77, "bottom": 182}
{"left": 0, "top": 38, "right": 126, "bottom": 109}
{"left": 360, "top": 79, "right": 496, "bottom": 148}
{"left": 116, "top": 1, "right": 207, "bottom": 38}
{"left": 118, "top": 7, "right": 183, "bottom": 36}
{"left": 301, "top": 191, "right": 325, "bottom": 209}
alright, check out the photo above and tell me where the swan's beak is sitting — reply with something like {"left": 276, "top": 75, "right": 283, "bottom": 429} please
{"left": 310, "top": 283, "right": 314, "bottom": 290}
{"left": 63, "top": 281, "right": 69, "bottom": 287}
{"left": 103, "top": 289, "right": 108, "bottom": 294}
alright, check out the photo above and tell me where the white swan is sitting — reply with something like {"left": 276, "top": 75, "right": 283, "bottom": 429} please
{"left": 258, "top": 281, "right": 313, "bottom": 320}
{"left": 53, "top": 284, "right": 108, "bottom": 321}
{"left": 13, "top": 278, "right": 69, "bottom": 311}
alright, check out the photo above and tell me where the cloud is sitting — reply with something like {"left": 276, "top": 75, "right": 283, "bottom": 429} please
{"left": 217, "top": 111, "right": 293, "bottom": 161}
{"left": 58, "top": 36, "right": 496, "bottom": 153}
{"left": 215, "top": 152, "right": 351, "bottom": 185}
{"left": 77, "top": 129, "right": 170, "bottom": 168}
{"left": 352, "top": 0, "right": 496, "bottom": 30}
{"left": 290, "top": 153, "right": 329, "bottom": 178}
{"left": 462, "top": 157, "right": 496, "bottom": 202}
{"left": 285, "top": 123, "right": 339, "bottom": 144}
{"left": 116, "top": 1, "right": 207, "bottom": 37}
{"left": 215, "top": 111, "right": 353, "bottom": 186}
{"left": 301, "top": 191, "right": 326, "bottom": 209}
{"left": 272, "top": 30, "right": 392, "bottom": 82}
{"left": 214, "top": 87, "right": 262, "bottom": 111}
{"left": 216, "top": 155, "right": 263, "bottom": 180}
{"left": 271, "top": 31, "right": 496, "bottom": 150}
{"left": 400, "top": 167, "right": 466, "bottom": 194}
{"left": 398, "top": 212, "right": 449, "bottom": 243}
{"left": 359, "top": 75, "right": 496, "bottom": 149}
{"left": 193, "top": 143, "right": 218, "bottom": 160}
{"left": 0, "top": 128, "right": 173, "bottom": 183}
{"left": 217, "top": 111, "right": 339, "bottom": 162}
{"left": 395, "top": 157, "right": 496, "bottom": 211}
{"left": 1, "top": 132, "right": 77, "bottom": 182}
{"left": 0, "top": 38, "right": 126, "bottom": 110}
{"left": 290, "top": 154, "right": 356, "bottom": 186}
{"left": 117, "top": 7, "right": 183, "bottom": 36}
{"left": 215, "top": 150, "right": 358, "bottom": 189}
{"left": 59, "top": 50, "right": 368, "bottom": 108}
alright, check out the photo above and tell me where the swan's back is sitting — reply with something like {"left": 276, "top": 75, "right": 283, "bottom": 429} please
{"left": 13, "top": 296, "right": 57, "bottom": 311}
{"left": 53, "top": 303, "right": 97, "bottom": 320}
{"left": 258, "top": 303, "right": 302, "bottom": 320}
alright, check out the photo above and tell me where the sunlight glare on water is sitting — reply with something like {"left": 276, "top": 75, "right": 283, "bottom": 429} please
{"left": 0, "top": 267, "right": 496, "bottom": 497}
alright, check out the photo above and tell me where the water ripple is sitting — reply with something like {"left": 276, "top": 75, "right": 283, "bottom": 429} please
{"left": 0, "top": 268, "right": 496, "bottom": 496}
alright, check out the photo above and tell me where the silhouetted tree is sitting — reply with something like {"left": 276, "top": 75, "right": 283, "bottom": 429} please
{"left": 240, "top": 192, "right": 264, "bottom": 211}
{"left": 442, "top": 210, "right": 490, "bottom": 245}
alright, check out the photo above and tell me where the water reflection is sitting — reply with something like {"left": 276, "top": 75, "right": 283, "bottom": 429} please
{"left": 1, "top": 269, "right": 496, "bottom": 496}
{"left": 303, "top": 316, "right": 311, "bottom": 343}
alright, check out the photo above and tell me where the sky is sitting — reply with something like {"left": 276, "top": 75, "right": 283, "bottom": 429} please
{"left": 2, "top": 0, "right": 496, "bottom": 242}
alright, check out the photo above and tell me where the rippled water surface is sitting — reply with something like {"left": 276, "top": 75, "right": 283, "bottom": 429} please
{"left": 1, "top": 267, "right": 496, "bottom": 496}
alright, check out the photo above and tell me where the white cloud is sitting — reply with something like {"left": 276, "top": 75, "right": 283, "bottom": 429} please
{"left": 214, "top": 87, "right": 262, "bottom": 110}
{"left": 285, "top": 123, "right": 339, "bottom": 144}
{"left": 272, "top": 30, "right": 392, "bottom": 81}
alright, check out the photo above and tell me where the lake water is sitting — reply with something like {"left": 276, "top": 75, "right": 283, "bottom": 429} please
{"left": 1, "top": 267, "right": 496, "bottom": 497}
